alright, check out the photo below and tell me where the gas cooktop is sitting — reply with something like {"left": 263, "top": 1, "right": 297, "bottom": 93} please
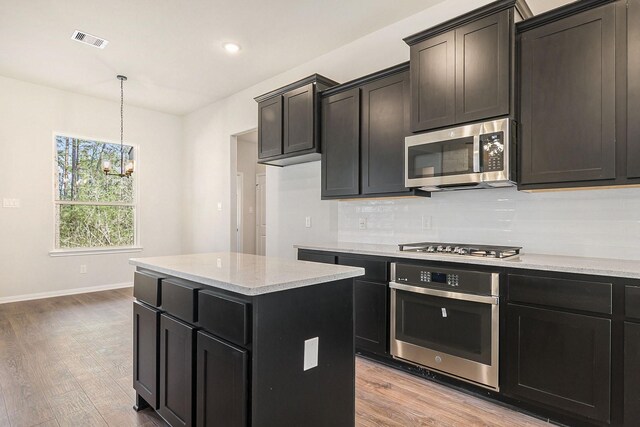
{"left": 398, "top": 242, "right": 521, "bottom": 259}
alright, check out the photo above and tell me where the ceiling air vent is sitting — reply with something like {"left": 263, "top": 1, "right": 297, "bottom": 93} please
{"left": 70, "top": 30, "right": 109, "bottom": 49}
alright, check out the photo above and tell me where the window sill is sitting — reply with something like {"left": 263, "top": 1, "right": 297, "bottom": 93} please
{"left": 49, "top": 246, "right": 143, "bottom": 257}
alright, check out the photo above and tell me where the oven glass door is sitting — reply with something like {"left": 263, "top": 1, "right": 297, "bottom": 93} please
{"left": 407, "top": 136, "right": 476, "bottom": 179}
{"left": 394, "top": 290, "right": 492, "bottom": 365}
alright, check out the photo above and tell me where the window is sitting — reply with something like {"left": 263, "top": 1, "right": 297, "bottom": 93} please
{"left": 54, "top": 135, "right": 137, "bottom": 251}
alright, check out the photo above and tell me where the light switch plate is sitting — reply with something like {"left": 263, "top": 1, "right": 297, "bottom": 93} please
{"left": 358, "top": 217, "right": 366, "bottom": 230}
{"left": 2, "top": 198, "right": 20, "bottom": 208}
{"left": 303, "top": 337, "right": 319, "bottom": 371}
{"left": 305, "top": 216, "right": 311, "bottom": 228}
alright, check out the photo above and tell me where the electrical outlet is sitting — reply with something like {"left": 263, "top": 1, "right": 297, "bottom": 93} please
{"left": 80, "top": 265, "right": 87, "bottom": 274}
{"left": 305, "top": 216, "right": 311, "bottom": 228}
{"left": 217, "top": 202, "right": 222, "bottom": 212}
{"left": 358, "top": 217, "right": 367, "bottom": 230}
{"left": 216, "top": 258, "right": 222, "bottom": 268}
{"left": 422, "top": 215, "right": 432, "bottom": 230}
{"left": 303, "top": 337, "right": 319, "bottom": 371}
{"left": 2, "top": 198, "right": 20, "bottom": 208}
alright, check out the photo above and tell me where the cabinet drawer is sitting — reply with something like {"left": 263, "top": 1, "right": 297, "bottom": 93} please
{"left": 626, "top": 286, "right": 640, "bottom": 320}
{"left": 338, "top": 256, "right": 387, "bottom": 283}
{"left": 509, "top": 274, "right": 612, "bottom": 314}
{"left": 198, "top": 291, "right": 251, "bottom": 346}
{"left": 161, "top": 278, "right": 202, "bottom": 324}
{"left": 134, "top": 271, "right": 164, "bottom": 307}
{"left": 298, "top": 250, "right": 336, "bottom": 264}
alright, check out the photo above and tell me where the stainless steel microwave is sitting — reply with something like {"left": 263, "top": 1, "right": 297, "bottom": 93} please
{"left": 405, "top": 118, "right": 514, "bottom": 191}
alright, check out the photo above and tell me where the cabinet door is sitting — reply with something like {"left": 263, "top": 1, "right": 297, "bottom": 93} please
{"left": 505, "top": 304, "right": 611, "bottom": 423}
{"left": 133, "top": 302, "right": 160, "bottom": 409}
{"left": 321, "top": 88, "right": 360, "bottom": 198}
{"left": 410, "top": 31, "right": 456, "bottom": 132}
{"left": 628, "top": 0, "right": 640, "bottom": 178}
{"left": 159, "top": 314, "right": 195, "bottom": 427}
{"left": 258, "top": 96, "right": 283, "bottom": 159}
{"left": 625, "top": 322, "right": 640, "bottom": 424}
{"left": 196, "top": 331, "right": 248, "bottom": 427}
{"left": 354, "top": 280, "right": 388, "bottom": 355}
{"left": 455, "top": 10, "right": 509, "bottom": 124}
{"left": 361, "top": 70, "right": 410, "bottom": 195}
{"left": 284, "top": 83, "right": 315, "bottom": 154}
{"left": 519, "top": 4, "right": 616, "bottom": 185}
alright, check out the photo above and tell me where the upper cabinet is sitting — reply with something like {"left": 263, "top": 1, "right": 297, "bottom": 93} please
{"left": 628, "top": 0, "right": 640, "bottom": 179}
{"left": 320, "top": 63, "right": 429, "bottom": 199}
{"left": 255, "top": 75, "right": 338, "bottom": 167}
{"left": 404, "top": 1, "right": 527, "bottom": 133}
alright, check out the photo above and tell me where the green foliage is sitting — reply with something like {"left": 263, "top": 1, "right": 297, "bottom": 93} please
{"left": 55, "top": 136, "right": 136, "bottom": 249}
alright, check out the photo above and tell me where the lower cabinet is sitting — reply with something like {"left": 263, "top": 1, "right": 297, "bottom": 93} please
{"left": 297, "top": 250, "right": 336, "bottom": 264}
{"left": 159, "top": 314, "right": 196, "bottom": 427}
{"left": 133, "top": 301, "right": 160, "bottom": 409}
{"left": 505, "top": 304, "right": 611, "bottom": 423}
{"left": 196, "top": 331, "right": 248, "bottom": 427}
{"left": 354, "top": 279, "right": 388, "bottom": 355}
{"left": 625, "top": 322, "right": 640, "bottom": 425}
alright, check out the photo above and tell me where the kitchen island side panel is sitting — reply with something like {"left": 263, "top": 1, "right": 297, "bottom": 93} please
{"left": 251, "top": 278, "right": 355, "bottom": 427}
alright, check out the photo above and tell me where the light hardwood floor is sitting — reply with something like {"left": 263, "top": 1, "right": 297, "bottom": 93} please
{"left": 0, "top": 289, "right": 550, "bottom": 427}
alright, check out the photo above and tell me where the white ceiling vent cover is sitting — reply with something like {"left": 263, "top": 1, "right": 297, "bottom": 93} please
{"left": 71, "top": 30, "right": 109, "bottom": 49}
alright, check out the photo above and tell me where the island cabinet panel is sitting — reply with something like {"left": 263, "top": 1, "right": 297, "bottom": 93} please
{"left": 625, "top": 322, "right": 640, "bottom": 425}
{"left": 134, "top": 271, "right": 163, "bottom": 307}
{"left": 409, "top": 31, "right": 456, "bottom": 132}
{"left": 454, "top": 10, "right": 509, "bottom": 124}
{"left": 257, "top": 97, "right": 283, "bottom": 159}
{"left": 505, "top": 304, "right": 611, "bottom": 423}
{"left": 361, "top": 70, "right": 410, "bottom": 195}
{"left": 283, "top": 83, "right": 315, "bottom": 154}
{"left": 161, "top": 279, "right": 202, "bottom": 324}
{"left": 196, "top": 331, "right": 248, "bottom": 427}
{"left": 321, "top": 88, "right": 360, "bottom": 198}
{"left": 133, "top": 302, "right": 160, "bottom": 409}
{"left": 297, "top": 250, "right": 336, "bottom": 264}
{"left": 159, "top": 314, "right": 196, "bottom": 427}
{"left": 197, "top": 290, "right": 251, "bottom": 346}
{"left": 628, "top": 0, "right": 640, "bottom": 178}
{"left": 354, "top": 279, "right": 388, "bottom": 355}
{"left": 518, "top": 3, "right": 616, "bottom": 187}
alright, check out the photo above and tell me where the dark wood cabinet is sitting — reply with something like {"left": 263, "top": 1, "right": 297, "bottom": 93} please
{"left": 409, "top": 31, "right": 455, "bottom": 131}
{"left": 354, "top": 279, "right": 388, "bottom": 355}
{"left": 625, "top": 322, "right": 640, "bottom": 425}
{"left": 321, "top": 88, "right": 360, "bottom": 198}
{"left": 255, "top": 75, "right": 338, "bottom": 166}
{"left": 518, "top": 2, "right": 617, "bottom": 187}
{"left": 159, "top": 314, "right": 196, "bottom": 427}
{"left": 297, "top": 249, "right": 336, "bottom": 264}
{"left": 257, "top": 96, "right": 282, "bottom": 159}
{"left": 405, "top": 2, "right": 520, "bottom": 133}
{"left": 454, "top": 10, "right": 509, "bottom": 124}
{"left": 321, "top": 64, "right": 428, "bottom": 200}
{"left": 505, "top": 304, "right": 611, "bottom": 423}
{"left": 361, "top": 70, "right": 410, "bottom": 194}
{"left": 133, "top": 301, "right": 160, "bottom": 409}
{"left": 196, "top": 331, "right": 248, "bottom": 427}
{"left": 628, "top": 0, "right": 640, "bottom": 179}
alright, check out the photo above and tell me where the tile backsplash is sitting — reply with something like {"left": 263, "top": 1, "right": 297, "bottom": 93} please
{"left": 337, "top": 187, "right": 640, "bottom": 260}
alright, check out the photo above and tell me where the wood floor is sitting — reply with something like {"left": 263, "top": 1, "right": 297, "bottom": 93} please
{"left": 0, "top": 288, "right": 550, "bottom": 427}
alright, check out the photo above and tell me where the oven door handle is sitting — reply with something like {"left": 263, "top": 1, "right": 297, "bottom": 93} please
{"left": 389, "top": 282, "right": 499, "bottom": 305}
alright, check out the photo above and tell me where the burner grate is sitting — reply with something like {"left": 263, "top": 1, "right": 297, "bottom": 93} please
{"left": 398, "top": 242, "right": 521, "bottom": 258}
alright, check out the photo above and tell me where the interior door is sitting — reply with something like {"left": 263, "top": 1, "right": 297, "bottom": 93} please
{"left": 256, "top": 173, "right": 266, "bottom": 255}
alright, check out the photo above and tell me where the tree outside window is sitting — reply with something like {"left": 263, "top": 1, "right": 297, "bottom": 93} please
{"left": 54, "top": 135, "right": 136, "bottom": 249}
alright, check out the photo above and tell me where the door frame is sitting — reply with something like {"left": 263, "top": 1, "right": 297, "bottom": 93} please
{"left": 236, "top": 172, "right": 243, "bottom": 253}
{"left": 255, "top": 172, "right": 266, "bottom": 256}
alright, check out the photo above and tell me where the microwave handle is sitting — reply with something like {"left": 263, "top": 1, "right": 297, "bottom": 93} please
{"left": 473, "top": 135, "right": 481, "bottom": 173}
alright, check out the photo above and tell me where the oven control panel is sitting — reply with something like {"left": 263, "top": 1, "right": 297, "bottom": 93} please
{"left": 393, "top": 263, "right": 499, "bottom": 296}
{"left": 480, "top": 131, "right": 505, "bottom": 172}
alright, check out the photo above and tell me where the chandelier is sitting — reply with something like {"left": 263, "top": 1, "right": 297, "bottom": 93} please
{"left": 102, "top": 75, "right": 134, "bottom": 177}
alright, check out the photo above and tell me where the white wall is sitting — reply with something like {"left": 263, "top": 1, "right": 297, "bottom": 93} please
{"left": 182, "top": 0, "right": 496, "bottom": 258}
{"left": 0, "top": 75, "right": 183, "bottom": 300}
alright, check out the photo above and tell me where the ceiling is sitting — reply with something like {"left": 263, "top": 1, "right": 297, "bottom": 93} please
{"left": 0, "top": 0, "right": 572, "bottom": 116}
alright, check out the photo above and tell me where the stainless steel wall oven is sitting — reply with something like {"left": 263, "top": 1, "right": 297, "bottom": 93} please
{"left": 390, "top": 263, "right": 500, "bottom": 390}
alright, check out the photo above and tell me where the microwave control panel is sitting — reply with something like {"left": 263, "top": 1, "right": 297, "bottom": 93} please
{"left": 480, "top": 131, "right": 505, "bottom": 172}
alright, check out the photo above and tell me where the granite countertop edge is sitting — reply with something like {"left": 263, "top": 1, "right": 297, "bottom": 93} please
{"left": 294, "top": 243, "right": 640, "bottom": 280}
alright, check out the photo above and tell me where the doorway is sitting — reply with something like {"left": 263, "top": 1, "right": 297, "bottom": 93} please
{"left": 232, "top": 130, "right": 265, "bottom": 255}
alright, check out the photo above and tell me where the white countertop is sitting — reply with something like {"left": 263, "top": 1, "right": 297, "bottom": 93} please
{"left": 129, "top": 252, "right": 364, "bottom": 296}
{"left": 294, "top": 242, "right": 640, "bottom": 280}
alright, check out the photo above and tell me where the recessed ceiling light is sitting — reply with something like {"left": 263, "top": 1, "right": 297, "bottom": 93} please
{"left": 223, "top": 42, "right": 241, "bottom": 54}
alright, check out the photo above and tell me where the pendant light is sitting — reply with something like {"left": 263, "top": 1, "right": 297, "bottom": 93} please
{"left": 102, "top": 75, "right": 134, "bottom": 177}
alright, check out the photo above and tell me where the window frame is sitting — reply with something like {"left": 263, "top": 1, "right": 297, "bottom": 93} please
{"left": 49, "top": 132, "right": 142, "bottom": 256}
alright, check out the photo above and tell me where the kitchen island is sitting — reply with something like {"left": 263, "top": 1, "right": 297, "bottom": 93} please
{"left": 129, "top": 252, "right": 364, "bottom": 427}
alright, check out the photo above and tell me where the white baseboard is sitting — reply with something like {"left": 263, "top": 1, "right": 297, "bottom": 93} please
{"left": 0, "top": 282, "right": 133, "bottom": 304}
